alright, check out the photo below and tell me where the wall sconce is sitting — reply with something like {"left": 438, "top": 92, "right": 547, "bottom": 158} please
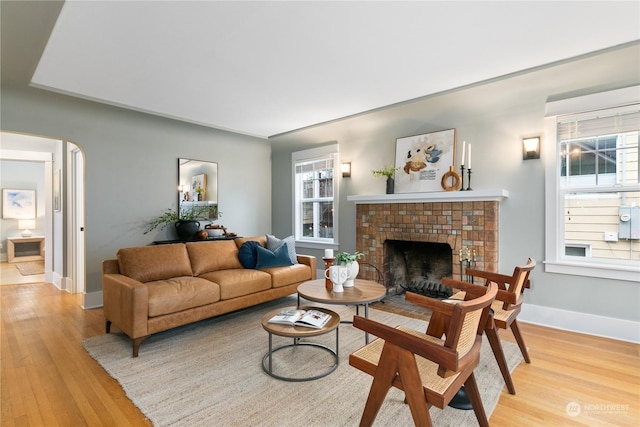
{"left": 341, "top": 162, "right": 351, "bottom": 178}
{"left": 522, "top": 137, "right": 540, "bottom": 160}
{"left": 18, "top": 219, "right": 36, "bottom": 237}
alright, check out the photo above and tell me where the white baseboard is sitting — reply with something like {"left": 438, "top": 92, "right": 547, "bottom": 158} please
{"left": 520, "top": 304, "right": 639, "bottom": 344}
{"left": 83, "top": 291, "right": 103, "bottom": 309}
{"left": 48, "top": 271, "right": 62, "bottom": 290}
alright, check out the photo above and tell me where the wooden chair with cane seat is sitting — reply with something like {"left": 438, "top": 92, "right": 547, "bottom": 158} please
{"left": 348, "top": 281, "right": 498, "bottom": 427}
{"left": 466, "top": 258, "right": 536, "bottom": 394}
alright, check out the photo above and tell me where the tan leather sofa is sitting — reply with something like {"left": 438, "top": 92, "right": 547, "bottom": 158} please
{"left": 102, "top": 236, "right": 316, "bottom": 356}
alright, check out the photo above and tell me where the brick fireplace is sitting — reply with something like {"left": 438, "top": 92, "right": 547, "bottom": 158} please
{"left": 348, "top": 190, "right": 508, "bottom": 295}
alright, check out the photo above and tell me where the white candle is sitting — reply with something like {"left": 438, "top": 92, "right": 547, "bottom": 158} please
{"left": 461, "top": 141, "right": 466, "bottom": 166}
{"left": 324, "top": 249, "right": 333, "bottom": 258}
{"left": 468, "top": 144, "right": 472, "bottom": 169}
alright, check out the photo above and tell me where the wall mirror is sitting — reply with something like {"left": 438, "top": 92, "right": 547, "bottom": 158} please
{"left": 178, "top": 158, "right": 219, "bottom": 220}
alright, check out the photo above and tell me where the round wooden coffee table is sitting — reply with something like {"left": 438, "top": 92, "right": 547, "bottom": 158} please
{"left": 261, "top": 306, "right": 340, "bottom": 382}
{"left": 297, "top": 279, "right": 386, "bottom": 343}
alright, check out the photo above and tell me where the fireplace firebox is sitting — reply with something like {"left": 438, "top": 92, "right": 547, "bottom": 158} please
{"left": 385, "top": 240, "right": 453, "bottom": 298}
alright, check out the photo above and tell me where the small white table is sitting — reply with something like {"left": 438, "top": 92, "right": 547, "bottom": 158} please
{"left": 7, "top": 236, "right": 45, "bottom": 263}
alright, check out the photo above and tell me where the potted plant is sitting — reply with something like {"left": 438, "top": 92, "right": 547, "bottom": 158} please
{"left": 372, "top": 165, "right": 399, "bottom": 194}
{"left": 335, "top": 251, "right": 364, "bottom": 287}
{"left": 144, "top": 204, "right": 219, "bottom": 240}
{"left": 195, "top": 186, "right": 205, "bottom": 201}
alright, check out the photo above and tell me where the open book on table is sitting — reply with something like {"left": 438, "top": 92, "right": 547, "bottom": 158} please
{"left": 268, "top": 309, "right": 331, "bottom": 329}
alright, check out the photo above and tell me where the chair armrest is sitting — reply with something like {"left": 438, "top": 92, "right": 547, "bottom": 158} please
{"left": 102, "top": 273, "right": 149, "bottom": 339}
{"left": 441, "top": 278, "right": 490, "bottom": 300}
{"left": 463, "top": 269, "right": 519, "bottom": 305}
{"left": 405, "top": 292, "right": 455, "bottom": 317}
{"left": 465, "top": 268, "right": 511, "bottom": 291}
{"left": 296, "top": 254, "right": 317, "bottom": 279}
{"left": 352, "top": 315, "right": 458, "bottom": 371}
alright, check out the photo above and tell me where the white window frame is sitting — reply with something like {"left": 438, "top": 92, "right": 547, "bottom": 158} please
{"left": 292, "top": 144, "right": 339, "bottom": 250}
{"left": 544, "top": 85, "right": 640, "bottom": 281}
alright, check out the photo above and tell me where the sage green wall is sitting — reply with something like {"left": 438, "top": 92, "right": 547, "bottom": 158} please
{"left": 270, "top": 43, "right": 640, "bottom": 323}
{"left": 1, "top": 86, "right": 271, "bottom": 294}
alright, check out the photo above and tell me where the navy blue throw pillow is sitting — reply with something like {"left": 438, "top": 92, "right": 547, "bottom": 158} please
{"left": 255, "top": 243, "right": 294, "bottom": 269}
{"left": 238, "top": 241, "right": 262, "bottom": 269}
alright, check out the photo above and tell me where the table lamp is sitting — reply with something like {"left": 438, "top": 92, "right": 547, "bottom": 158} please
{"left": 18, "top": 219, "right": 36, "bottom": 237}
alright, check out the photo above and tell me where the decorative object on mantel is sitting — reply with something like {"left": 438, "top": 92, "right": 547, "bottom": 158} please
{"left": 335, "top": 251, "right": 364, "bottom": 287}
{"left": 371, "top": 165, "right": 399, "bottom": 194}
{"left": 441, "top": 166, "right": 462, "bottom": 191}
{"left": 460, "top": 140, "right": 473, "bottom": 191}
{"left": 394, "top": 129, "right": 456, "bottom": 193}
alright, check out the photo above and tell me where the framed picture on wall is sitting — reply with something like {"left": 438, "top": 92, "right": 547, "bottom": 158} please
{"left": 191, "top": 174, "right": 207, "bottom": 200}
{"left": 394, "top": 129, "right": 456, "bottom": 193}
{"left": 2, "top": 189, "right": 36, "bottom": 219}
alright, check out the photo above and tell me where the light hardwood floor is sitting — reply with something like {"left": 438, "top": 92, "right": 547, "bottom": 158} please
{"left": 1, "top": 282, "right": 638, "bottom": 426}
{"left": 0, "top": 262, "right": 45, "bottom": 286}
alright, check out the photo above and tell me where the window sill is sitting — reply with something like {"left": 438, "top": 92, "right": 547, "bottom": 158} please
{"left": 295, "top": 240, "right": 338, "bottom": 251}
{"left": 544, "top": 260, "right": 640, "bottom": 282}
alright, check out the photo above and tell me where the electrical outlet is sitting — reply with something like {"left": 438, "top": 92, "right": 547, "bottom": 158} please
{"left": 604, "top": 231, "right": 618, "bottom": 242}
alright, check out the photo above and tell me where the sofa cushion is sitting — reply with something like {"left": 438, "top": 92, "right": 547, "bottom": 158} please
{"left": 234, "top": 236, "right": 266, "bottom": 249}
{"left": 146, "top": 276, "right": 220, "bottom": 317}
{"left": 198, "top": 269, "right": 271, "bottom": 300}
{"left": 238, "top": 241, "right": 262, "bottom": 269}
{"left": 117, "top": 244, "right": 193, "bottom": 283}
{"left": 262, "top": 263, "right": 313, "bottom": 288}
{"left": 255, "top": 244, "right": 293, "bottom": 269}
{"left": 266, "top": 234, "right": 297, "bottom": 264}
{"left": 186, "top": 240, "right": 243, "bottom": 275}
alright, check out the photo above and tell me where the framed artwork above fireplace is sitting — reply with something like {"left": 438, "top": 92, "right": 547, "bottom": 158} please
{"left": 394, "top": 128, "right": 456, "bottom": 193}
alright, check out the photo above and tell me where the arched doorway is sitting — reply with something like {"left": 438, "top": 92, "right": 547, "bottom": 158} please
{"left": 0, "top": 131, "right": 86, "bottom": 297}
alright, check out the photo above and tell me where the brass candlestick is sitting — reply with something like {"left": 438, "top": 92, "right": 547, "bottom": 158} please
{"left": 322, "top": 257, "right": 335, "bottom": 291}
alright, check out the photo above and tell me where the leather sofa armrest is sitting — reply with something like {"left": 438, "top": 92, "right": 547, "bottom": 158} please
{"left": 102, "top": 273, "right": 149, "bottom": 339}
{"left": 296, "top": 254, "right": 317, "bottom": 280}
{"left": 102, "top": 258, "right": 120, "bottom": 274}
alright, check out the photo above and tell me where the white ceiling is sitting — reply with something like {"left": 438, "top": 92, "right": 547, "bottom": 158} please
{"left": 31, "top": 1, "right": 640, "bottom": 139}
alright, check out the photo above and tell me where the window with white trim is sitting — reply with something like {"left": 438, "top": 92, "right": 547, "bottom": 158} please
{"left": 545, "top": 87, "right": 640, "bottom": 281}
{"left": 292, "top": 145, "right": 338, "bottom": 246}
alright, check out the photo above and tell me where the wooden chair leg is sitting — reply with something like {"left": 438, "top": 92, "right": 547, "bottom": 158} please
{"left": 485, "top": 322, "right": 516, "bottom": 394}
{"left": 396, "top": 348, "right": 432, "bottom": 427}
{"left": 510, "top": 320, "right": 531, "bottom": 363}
{"left": 132, "top": 336, "right": 149, "bottom": 358}
{"left": 105, "top": 320, "right": 111, "bottom": 334}
{"left": 463, "top": 373, "right": 489, "bottom": 427}
{"left": 359, "top": 346, "right": 399, "bottom": 427}
{"left": 359, "top": 343, "right": 432, "bottom": 427}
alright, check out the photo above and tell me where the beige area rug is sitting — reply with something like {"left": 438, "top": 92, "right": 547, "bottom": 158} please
{"left": 83, "top": 296, "right": 523, "bottom": 426}
{"left": 14, "top": 261, "right": 44, "bottom": 276}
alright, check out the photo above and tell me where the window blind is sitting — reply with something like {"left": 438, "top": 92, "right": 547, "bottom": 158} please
{"left": 557, "top": 105, "right": 640, "bottom": 140}
{"left": 295, "top": 158, "right": 334, "bottom": 174}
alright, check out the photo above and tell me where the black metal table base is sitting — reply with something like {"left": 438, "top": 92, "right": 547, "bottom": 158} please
{"left": 448, "top": 386, "right": 473, "bottom": 410}
{"left": 261, "top": 330, "right": 339, "bottom": 382}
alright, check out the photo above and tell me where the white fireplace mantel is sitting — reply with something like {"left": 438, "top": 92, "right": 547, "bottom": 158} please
{"left": 347, "top": 189, "right": 509, "bottom": 204}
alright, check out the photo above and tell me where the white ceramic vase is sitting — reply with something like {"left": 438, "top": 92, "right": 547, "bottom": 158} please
{"left": 343, "top": 261, "right": 359, "bottom": 287}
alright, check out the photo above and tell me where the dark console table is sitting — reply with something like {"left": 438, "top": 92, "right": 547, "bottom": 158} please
{"left": 153, "top": 236, "right": 239, "bottom": 245}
